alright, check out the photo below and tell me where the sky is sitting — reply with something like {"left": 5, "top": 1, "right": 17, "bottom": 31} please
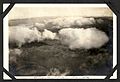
{"left": 8, "top": 4, "right": 113, "bottom": 19}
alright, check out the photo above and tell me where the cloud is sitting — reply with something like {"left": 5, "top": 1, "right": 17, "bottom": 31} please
{"left": 58, "top": 28, "right": 109, "bottom": 49}
{"left": 46, "top": 17, "right": 95, "bottom": 28}
{"left": 32, "top": 17, "right": 96, "bottom": 32}
{"left": 9, "top": 26, "right": 58, "bottom": 47}
{"left": 9, "top": 26, "right": 42, "bottom": 47}
{"left": 9, "top": 17, "right": 109, "bottom": 48}
{"left": 42, "top": 29, "right": 58, "bottom": 40}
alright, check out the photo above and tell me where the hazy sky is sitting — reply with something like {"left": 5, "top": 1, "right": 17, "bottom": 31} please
{"left": 8, "top": 4, "right": 113, "bottom": 19}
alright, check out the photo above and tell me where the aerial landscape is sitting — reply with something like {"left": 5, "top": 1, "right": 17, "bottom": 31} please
{"left": 8, "top": 5, "right": 113, "bottom": 76}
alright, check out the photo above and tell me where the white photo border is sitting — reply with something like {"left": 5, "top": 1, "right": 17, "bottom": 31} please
{"left": 3, "top": 3, "right": 117, "bottom": 79}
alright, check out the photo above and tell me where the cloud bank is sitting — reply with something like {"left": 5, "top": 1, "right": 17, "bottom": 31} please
{"left": 58, "top": 28, "right": 109, "bottom": 49}
{"left": 34, "top": 17, "right": 96, "bottom": 30}
{"left": 9, "top": 17, "right": 109, "bottom": 49}
{"left": 9, "top": 26, "right": 58, "bottom": 47}
{"left": 9, "top": 26, "right": 42, "bottom": 47}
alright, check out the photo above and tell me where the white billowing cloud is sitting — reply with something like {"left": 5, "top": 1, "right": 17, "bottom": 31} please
{"left": 9, "top": 26, "right": 59, "bottom": 47}
{"left": 46, "top": 17, "right": 95, "bottom": 27}
{"left": 9, "top": 17, "right": 109, "bottom": 48}
{"left": 58, "top": 28, "right": 109, "bottom": 49}
{"left": 74, "top": 17, "right": 95, "bottom": 26}
{"left": 46, "top": 17, "right": 75, "bottom": 27}
{"left": 42, "top": 29, "right": 58, "bottom": 40}
{"left": 9, "top": 26, "right": 42, "bottom": 47}
{"left": 33, "top": 17, "right": 96, "bottom": 31}
{"left": 34, "top": 23, "right": 45, "bottom": 30}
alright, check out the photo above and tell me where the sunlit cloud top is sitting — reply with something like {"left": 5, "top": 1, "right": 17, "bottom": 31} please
{"left": 8, "top": 4, "right": 113, "bottom": 19}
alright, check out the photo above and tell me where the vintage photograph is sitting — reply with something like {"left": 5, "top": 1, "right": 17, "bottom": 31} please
{"left": 7, "top": 4, "right": 113, "bottom": 77}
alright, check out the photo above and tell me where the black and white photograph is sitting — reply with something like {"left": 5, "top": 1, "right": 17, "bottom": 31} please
{"left": 3, "top": 4, "right": 117, "bottom": 79}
